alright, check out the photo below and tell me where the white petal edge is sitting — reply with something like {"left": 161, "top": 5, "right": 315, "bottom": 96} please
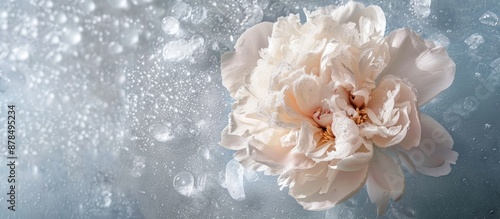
{"left": 292, "top": 166, "right": 368, "bottom": 211}
{"left": 366, "top": 149, "right": 405, "bottom": 216}
{"left": 396, "top": 113, "right": 458, "bottom": 177}
{"left": 382, "top": 28, "right": 456, "bottom": 106}
{"left": 221, "top": 22, "right": 274, "bottom": 98}
{"left": 329, "top": 1, "right": 386, "bottom": 37}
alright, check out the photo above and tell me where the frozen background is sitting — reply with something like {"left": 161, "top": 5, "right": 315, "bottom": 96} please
{"left": 0, "top": 0, "right": 499, "bottom": 218}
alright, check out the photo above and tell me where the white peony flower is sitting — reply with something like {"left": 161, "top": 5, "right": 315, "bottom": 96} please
{"left": 220, "top": 1, "right": 458, "bottom": 215}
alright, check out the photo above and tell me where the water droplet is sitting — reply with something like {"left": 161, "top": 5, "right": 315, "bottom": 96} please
{"left": 108, "top": 41, "right": 123, "bottom": 54}
{"left": 122, "top": 29, "right": 139, "bottom": 47}
{"left": 82, "top": 0, "right": 96, "bottom": 12}
{"left": 485, "top": 123, "right": 492, "bottom": 130}
{"left": 190, "top": 5, "right": 207, "bottom": 24}
{"left": 480, "top": 11, "right": 498, "bottom": 26}
{"left": 149, "top": 124, "right": 173, "bottom": 142}
{"left": 162, "top": 39, "right": 192, "bottom": 62}
{"left": 161, "top": 17, "right": 180, "bottom": 35}
{"left": 12, "top": 47, "right": 29, "bottom": 61}
{"left": 171, "top": 1, "right": 192, "bottom": 21}
{"left": 411, "top": 0, "right": 431, "bottom": 18}
{"left": 130, "top": 0, "right": 153, "bottom": 5}
{"left": 242, "top": 5, "right": 263, "bottom": 27}
{"left": 190, "top": 34, "right": 205, "bottom": 50}
{"left": 173, "top": 171, "right": 195, "bottom": 197}
{"left": 107, "top": 0, "right": 129, "bottom": 9}
{"left": 63, "top": 27, "right": 82, "bottom": 45}
{"left": 225, "top": 159, "right": 246, "bottom": 200}
{"left": 197, "top": 146, "right": 210, "bottom": 160}
{"left": 464, "top": 33, "right": 484, "bottom": 50}
{"left": 56, "top": 12, "right": 67, "bottom": 23}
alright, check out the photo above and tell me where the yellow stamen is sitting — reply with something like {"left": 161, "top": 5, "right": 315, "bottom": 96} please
{"left": 351, "top": 108, "right": 368, "bottom": 125}
{"left": 318, "top": 125, "right": 335, "bottom": 146}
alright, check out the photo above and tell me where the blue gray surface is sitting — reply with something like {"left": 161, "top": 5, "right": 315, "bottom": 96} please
{"left": 0, "top": 0, "right": 499, "bottom": 218}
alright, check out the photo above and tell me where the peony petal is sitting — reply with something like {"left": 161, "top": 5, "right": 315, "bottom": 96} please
{"left": 327, "top": 114, "right": 362, "bottom": 159}
{"left": 293, "top": 121, "right": 321, "bottom": 154}
{"left": 234, "top": 135, "right": 290, "bottom": 175}
{"left": 365, "top": 77, "right": 420, "bottom": 148}
{"left": 331, "top": 141, "right": 373, "bottom": 172}
{"left": 292, "top": 74, "right": 325, "bottom": 116}
{"left": 330, "top": 1, "right": 386, "bottom": 37}
{"left": 220, "top": 126, "right": 248, "bottom": 150}
{"left": 224, "top": 87, "right": 268, "bottom": 138}
{"left": 382, "top": 28, "right": 456, "bottom": 106}
{"left": 396, "top": 113, "right": 458, "bottom": 177}
{"left": 366, "top": 149, "right": 405, "bottom": 216}
{"left": 292, "top": 166, "right": 368, "bottom": 211}
{"left": 221, "top": 22, "right": 274, "bottom": 98}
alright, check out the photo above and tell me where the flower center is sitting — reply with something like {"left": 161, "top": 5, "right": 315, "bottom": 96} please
{"left": 348, "top": 94, "right": 368, "bottom": 125}
{"left": 318, "top": 125, "right": 335, "bottom": 146}
{"left": 351, "top": 108, "right": 368, "bottom": 125}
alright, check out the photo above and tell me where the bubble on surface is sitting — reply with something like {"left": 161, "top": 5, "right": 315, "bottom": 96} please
{"left": 82, "top": 0, "right": 96, "bottom": 12}
{"left": 173, "top": 171, "right": 195, "bottom": 197}
{"left": 12, "top": 46, "right": 30, "bottom": 61}
{"left": 189, "top": 34, "right": 205, "bottom": 50}
{"left": 63, "top": 27, "right": 82, "bottom": 45}
{"left": 171, "top": 1, "right": 192, "bottom": 21}
{"left": 161, "top": 17, "right": 180, "bottom": 35}
{"left": 108, "top": 41, "right": 123, "bottom": 55}
{"left": 190, "top": 6, "right": 208, "bottom": 25}
{"left": 173, "top": 121, "right": 197, "bottom": 137}
{"left": 242, "top": 5, "right": 264, "bottom": 27}
{"left": 479, "top": 11, "right": 498, "bottom": 26}
{"left": 149, "top": 124, "right": 174, "bottom": 142}
{"left": 107, "top": 0, "right": 129, "bottom": 9}
{"left": 122, "top": 29, "right": 139, "bottom": 47}
{"left": 163, "top": 39, "right": 192, "bottom": 61}
{"left": 465, "top": 33, "right": 484, "bottom": 50}
{"left": 197, "top": 146, "right": 210, "bottom": 160}
{"left": 225, "top": 159, "right": 245, "bottom": 200}
{"left": 130, "top": 0, "right": 153, "bottom": 5}
{"left": 411, "top": 0, "right": 432, "bottom": 18}
{"left": 56, "top": 12, "right": 67, "bottom": 23}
